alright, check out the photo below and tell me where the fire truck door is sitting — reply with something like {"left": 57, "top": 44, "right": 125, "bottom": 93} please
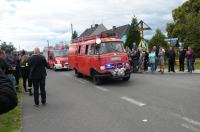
{"left": 84, "top": 44, "right": 95, "bottom": 76}
{"left": 77, "top": 45, "right": 85, "bottom": 73}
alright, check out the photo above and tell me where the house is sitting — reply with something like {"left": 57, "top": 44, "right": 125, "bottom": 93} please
{"left": 79, "top": 24, "right": 107, "bottom": 38}
{"left": 102, "top": 24, "right": 130, "bottom": 43}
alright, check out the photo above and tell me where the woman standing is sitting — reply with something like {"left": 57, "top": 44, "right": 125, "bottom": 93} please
{"left": 21, "top": 55, "right": 33, "bottom": 96}
{"left": 149, "top": 46, "right": 156, "bottom": 73}
{"left": 158, "top": 47, "right": 165, "bottom": 74}
{"left": 138, "top": 48, "right": 145, "bottom": 73}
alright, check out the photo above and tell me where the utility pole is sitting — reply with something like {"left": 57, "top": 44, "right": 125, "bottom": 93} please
{"left": 71, "top": 24, "right": 73, "bottom": 36}
{"left": 71, "top": 24, "right": 74, "bottom": 43}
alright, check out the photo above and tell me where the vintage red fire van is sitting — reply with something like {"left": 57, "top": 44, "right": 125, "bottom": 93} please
{"left": 68, "top": 34, "right": 131, "bottom": 84}
{"left": 43, "top": 46, "right": 69, "bottom": 71}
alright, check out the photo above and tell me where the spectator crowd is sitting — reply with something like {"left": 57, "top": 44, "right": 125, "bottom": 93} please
{"left": 126, "top": 43, "right": 196, "bottom": 74}
{"left": 0, "top": 47, "right": 48, "bottom": 114}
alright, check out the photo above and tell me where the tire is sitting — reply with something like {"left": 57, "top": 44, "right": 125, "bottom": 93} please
{"left": 75, "top": 69, "right": 82, "bottom": 78}
{"left": 92, "top": 74, "right": 102, "bottom": 85}
{"left": 122, "top": 76, "right": 130, "bottom": 81}
{"left": 53, "top": 65, "right": 58, "bottom": 72}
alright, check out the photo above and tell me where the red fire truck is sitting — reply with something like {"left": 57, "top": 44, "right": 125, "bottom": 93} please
{"left": 43, "top": 46, "right": 69, "bottom": 71}
{"left": 68, "top": 33, "right": 131, "bottom": 84}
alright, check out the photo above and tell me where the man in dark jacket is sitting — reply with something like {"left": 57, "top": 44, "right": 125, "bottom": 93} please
{"left": 167, "top": 47, "right": 176, "bottom": 72}
{"left": 28, "top": 48, "right": 48, "bottom": 107}
{"left": 13, "top": 52, "right": 21, "bottom": 91}
{"left": 179, "top": 48, "right": 186, "bottom": 72}
{"left": 0, "top": 68, "right": 18, "bottom": 114}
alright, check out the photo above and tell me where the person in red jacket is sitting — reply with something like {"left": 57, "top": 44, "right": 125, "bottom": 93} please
{"left": 185, "top": 47, "right": 193, "bottom": 73}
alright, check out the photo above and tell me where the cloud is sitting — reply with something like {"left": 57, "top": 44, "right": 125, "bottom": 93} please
{"left": 0, "top": 0, "right": 187, "bottom": 51}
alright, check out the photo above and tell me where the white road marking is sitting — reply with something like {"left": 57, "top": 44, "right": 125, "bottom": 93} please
{"left": 181, "top": 124, "right": 200, "bottom": 132}
{"left": 142, "top": 119, "right": 148, "bottom": 122}
{"left": 182, "top": 117, "right": 200, "bottom": 127}
{"left": 77, "top": 79, "right": 86, "bottom": 84}
{"left": 95, "top": 86, "right": 110, "bottom": 92}
{"left": 120, "top": 96, "right": 146, "bottom": 107}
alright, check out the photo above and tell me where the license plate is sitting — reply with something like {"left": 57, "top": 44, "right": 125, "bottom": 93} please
{"left": 111, "top": 57, "right": 121, "bottom": 61}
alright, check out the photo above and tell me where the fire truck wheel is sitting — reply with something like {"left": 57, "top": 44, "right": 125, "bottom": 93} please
{"left": 92, "top": 75, "right": 102, "bottom": 85}
{"left": 75, "top": 69, "right": 82, "bottom": 78}
{"left": 122, "top": 76, "right": 130, "bottom": 81}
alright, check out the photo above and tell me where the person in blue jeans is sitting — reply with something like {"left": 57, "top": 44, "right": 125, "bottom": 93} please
{"left": 149, "top": 47, "right": 156, "bottom": 73}
{"left": 186, "top": 47, "right": 193, "bottom": 73}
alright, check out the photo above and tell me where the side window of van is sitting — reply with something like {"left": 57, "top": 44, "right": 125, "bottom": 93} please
{"left": 50, "top": 52, "right": 54, "bottom": 59}
{"left": 88, "top": 44, "right": 95, "bottom": 55}
{"left": 78, "top": 46, "right": 81, "bottom": 54}
{"left": 85, "top": 45, "right": 89, "bottom": 55}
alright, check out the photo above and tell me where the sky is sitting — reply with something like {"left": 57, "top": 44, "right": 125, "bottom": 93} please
{"left": 0, "top": 0, "right": 187, "bottom": 51}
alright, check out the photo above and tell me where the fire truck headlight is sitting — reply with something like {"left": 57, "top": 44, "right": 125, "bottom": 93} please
{"left": 56, "top": 60, "right": 61, "bottom": 64}
{"left": 125, "top": 63, "right": 130, "bottom": 68}
{"left": 100, "top": 66, "right": 105, "bottom": 70}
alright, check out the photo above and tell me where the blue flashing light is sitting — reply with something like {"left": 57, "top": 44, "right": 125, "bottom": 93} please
{"left": 105, "top": 64, "right": 113, "bottom": 68}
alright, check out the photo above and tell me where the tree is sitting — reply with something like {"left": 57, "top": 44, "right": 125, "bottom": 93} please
{"left": 166, "top": 0, "right": 200, "bottom": 56}
{"left": 0, "top": 42, "right": 16, "bottom": 51}
{"left": 148, "top": 29, "right": 168, "bottom": 50}
{"left": 71, "top": 30, "right": 78, "bottom": 41}
{"left": 125, "top": 16, "right": 141, "bottom": 48}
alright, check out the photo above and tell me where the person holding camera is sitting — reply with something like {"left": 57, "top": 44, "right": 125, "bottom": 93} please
{"left": 4, "top": 48, "right": 17, "bottom": 91}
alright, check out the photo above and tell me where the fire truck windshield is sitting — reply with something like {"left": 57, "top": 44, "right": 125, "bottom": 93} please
{"left": 53, "top": 50, "right": 68, "bottom": 57}
{"left": 97, "top": 42, "right": 124, "bottom": 54}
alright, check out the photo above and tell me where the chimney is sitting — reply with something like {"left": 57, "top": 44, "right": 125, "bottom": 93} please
{"left": 95, "top": 24, "right": 98, "bottom": 28}
{"left": 113, "top": 26, "right": 116, "bottom": 30}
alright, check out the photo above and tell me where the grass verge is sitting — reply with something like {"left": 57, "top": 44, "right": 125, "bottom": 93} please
{"left": 0, "top": 80, "right": 23, "bottom": 132}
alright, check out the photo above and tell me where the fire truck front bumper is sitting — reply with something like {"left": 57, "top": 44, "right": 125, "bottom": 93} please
{"left": 54, "top": 63, "right": 69, "bottom": 70}
{"left": 95, "top": 69, "right": 131, "bottom": 79}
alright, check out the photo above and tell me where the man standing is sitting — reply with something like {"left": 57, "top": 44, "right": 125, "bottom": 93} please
{"left": 144, "top": 48, "right": 149, "bottom": 71}
{"left": 167, "top": 47, "right": 176, "bottom": 73}
{"left": 185, "top": 47, "right": 193, "bottom": 73}
{"left": 179, "top": 48, "right": 186, "bottom": 72}
{"left": 28, "top": 48, "right": 48, "bottom": 107}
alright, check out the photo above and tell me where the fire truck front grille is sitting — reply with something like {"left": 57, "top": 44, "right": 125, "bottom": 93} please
{"left": 61, "top": 61, "right": 66, "bottom": 64}
{"left": 105, "top": 63, "right": 124, "bottom": 69}
{"left": 116, "top": 63, "right": 123, "bottom": 68}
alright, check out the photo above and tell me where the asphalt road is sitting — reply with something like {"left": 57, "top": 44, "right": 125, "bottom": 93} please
{"left": 23, "top": 70, "right": 200, "bottom": 132}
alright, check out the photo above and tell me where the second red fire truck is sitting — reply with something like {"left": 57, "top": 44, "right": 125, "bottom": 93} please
{"left": 43, "top": 46, "right": 69, "bottom": 71}
{"left": 68, "top": 33, "right": 131, "bottom": 84}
